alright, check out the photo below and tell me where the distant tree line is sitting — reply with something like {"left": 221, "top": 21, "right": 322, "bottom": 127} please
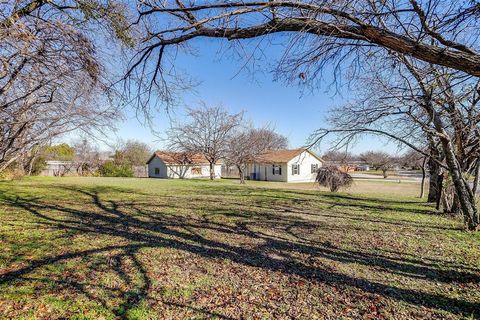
{"left": 4, "top": 139, "right": 152, "bottom": 179}
{"left": 322, "top": 150, "right": 418, "bottom": 176}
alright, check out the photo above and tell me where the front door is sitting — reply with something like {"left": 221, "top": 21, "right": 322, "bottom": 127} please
{"left": 264, "top": 166, "right": 267, "bottom": 181}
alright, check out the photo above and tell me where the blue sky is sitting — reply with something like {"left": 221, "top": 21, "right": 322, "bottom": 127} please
{"left": 73, "top": 38, "right": 400, "bottom": 155}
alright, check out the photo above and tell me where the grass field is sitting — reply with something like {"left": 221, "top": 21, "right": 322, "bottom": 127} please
{"left": 0, "top": 177, "right": 479, "bottom": 319}
{"left": 245, "top": 178, "right": 425, "bottom": 198}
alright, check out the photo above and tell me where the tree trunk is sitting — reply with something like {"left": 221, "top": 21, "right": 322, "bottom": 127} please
{"left": 239, "top": 169, "right": 245, "bottom": 184}
{"left": 419, "top": 157, "right": 427, "bottom": 198}
{"left": 449, "top": 193, "right": 462, "bottom": 216}
{"left": 209, "top": 162, "right": 214, "bottom": 180}
{"left": 442, "top": 138, "right": 479, "bottom": 230}
{"left": 441, "top": 178, "right": 461, "bottom": 215}
{"left": 472, "top": 158, "right": 480, "bottom": 196}
{"left": 27, "top": 155, "right": 37, "bottom": 176}
{"left": 435, "top": 174, "right": 443, "bottom": 211}
{"left": 428, "top": 157, "right": 443, "bottom": 203}
{"left": 382, "top": 168, "right": 388, "bottom": 178}
{"left": 0, "top": 155, "right": 21, "bottom": 173}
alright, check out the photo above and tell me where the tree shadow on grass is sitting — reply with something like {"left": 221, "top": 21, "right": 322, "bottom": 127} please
{"left": 177, "top": 183, "right": 444, "bottom": 219}
{"left": 0, "top": 185, "right": 479, "bottom": 318}
{"left": 193, "top": 194, "right": 459, "bottom": 232}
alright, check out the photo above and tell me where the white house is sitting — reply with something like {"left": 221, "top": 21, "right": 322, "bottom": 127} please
{"left": 147, "top": 151, "right": 222, "bottom": 179}
{"left": 245, "top": 148, "right": 323, "bottom": 183}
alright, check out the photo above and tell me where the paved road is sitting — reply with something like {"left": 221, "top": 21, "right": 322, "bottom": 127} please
{"left": 351, "top": 170, "right": 426, "bottom": 182}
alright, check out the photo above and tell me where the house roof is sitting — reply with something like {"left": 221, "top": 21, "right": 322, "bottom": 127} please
{"left": 253, "top": 148, "right": 323, "bottom": 164}
{"left": 147, "top": 151, "right": 221, "bottom": 165}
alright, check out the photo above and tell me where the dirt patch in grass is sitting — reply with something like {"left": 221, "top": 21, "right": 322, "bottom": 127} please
{"left": 0, "top": 177, "right": 479, "bottom": 319}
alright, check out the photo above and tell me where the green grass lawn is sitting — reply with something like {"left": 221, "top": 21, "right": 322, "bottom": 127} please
{"left": 0, "top": 177, "right": 479, "bottom": 319}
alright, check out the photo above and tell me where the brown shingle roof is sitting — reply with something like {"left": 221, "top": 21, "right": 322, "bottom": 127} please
{"left": 253, "top": 148, "right": 322, "bottom": 164}
{"left": 147, "top": 151, "right": 222, "bottom": 165}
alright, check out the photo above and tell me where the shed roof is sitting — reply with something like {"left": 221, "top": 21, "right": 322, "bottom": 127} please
{"left": 147, "top": 151, "right": 221, "bottom": 165}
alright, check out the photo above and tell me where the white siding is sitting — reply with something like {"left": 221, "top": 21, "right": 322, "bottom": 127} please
{"left": 148, "top": 156, "right": 169, "bottom": 178}
{"left": 245, "top": 163, "right": 286, "bottom": 181}
{"left": 148, "top": 156, "right": 222, "bottom": 179}
{"left": 264, "top": 163, "right": 287, "bottom": 182}
{"left": 213, "top": 164, "right": 222, "bottom": 178}
{"left": 286, "top": 151, "right": 322, "bottom": 182}
{"left": 167, "top": 164, "right": 221, "bottom": 179}
{"left": 166, "top": 165, "right": 194, "bottom": 178}
{"left": 245, "top": 150, "right": 323, "bottom": 183}
{"left": 246, "top": 163, "right": 260, "bottom": 180}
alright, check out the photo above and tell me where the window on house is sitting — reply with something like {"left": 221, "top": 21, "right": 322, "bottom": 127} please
{"left": 154, "top": 168, "right": 160, "bottom": 175}
{"left": 191, "top": 167, "right": 202, "bottom": 175}
{"left": 292, "top": 164, "right": 300, "bottom": 175}
{"left": 272, "top": 165, "right": 282, "bottom": 175}
{"left": 311, "top": 164, "right": 318, "bottom": 173}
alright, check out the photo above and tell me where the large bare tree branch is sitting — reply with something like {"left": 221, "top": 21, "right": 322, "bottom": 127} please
{"left": 132, "top": 0, "right": 480, "bottom": 83}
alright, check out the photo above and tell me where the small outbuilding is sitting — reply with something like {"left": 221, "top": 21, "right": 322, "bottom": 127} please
{"left": 245, "top": 148, "right": 323, "bottom": 183}
{"left": 147, "top": 151, "right": 222, "bottom": 179}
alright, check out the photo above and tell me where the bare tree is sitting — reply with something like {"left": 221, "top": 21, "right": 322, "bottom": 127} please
{"left": 122, "top": 0, "right": 480, "bottom": 231}
{"left": 399, "top": 150, "right": 424, "bottom": 170}
{"left": 72, "top": 138, "right": 102, "bottom": 176}
{"left": 360, "top": 151, "right": 396, "bottom": 178}
{"left": 322, "top": 151, "right": 355, "bottom": 163}
{"left": 313, "top": 52, "right": 480, "bottom": 230}
{"left": 126, "top": 0, "right": 480, "bottom": 107}
{"left": 167, "top": 104, "right": 243, "bottom": 180}
{"left": 0, "top": 1, "right": 131, "bottom": 173}
{"left": 227, "top": 127, "right": 288, "bottom": 184}
{"left": 322, "top": 150, "right": 358, "bottom": 172}
{"left": 0, "top": 77, "right": 118, "bottom": 173}
{"left": 114, "top": 140, "right": 151, "bottom": 166}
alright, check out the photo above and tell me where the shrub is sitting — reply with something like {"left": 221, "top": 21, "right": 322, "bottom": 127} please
{"left": 30, "top": 156, "right": 47, "bottom": 175}
{"left": 100, "top": 161, "right": 134, "bottom": 177}
{"left": 316, "top": 166, "right": 353, "bottom": 192}
{"left": 0, "top": 167, "right": 25, "bottom": 180}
